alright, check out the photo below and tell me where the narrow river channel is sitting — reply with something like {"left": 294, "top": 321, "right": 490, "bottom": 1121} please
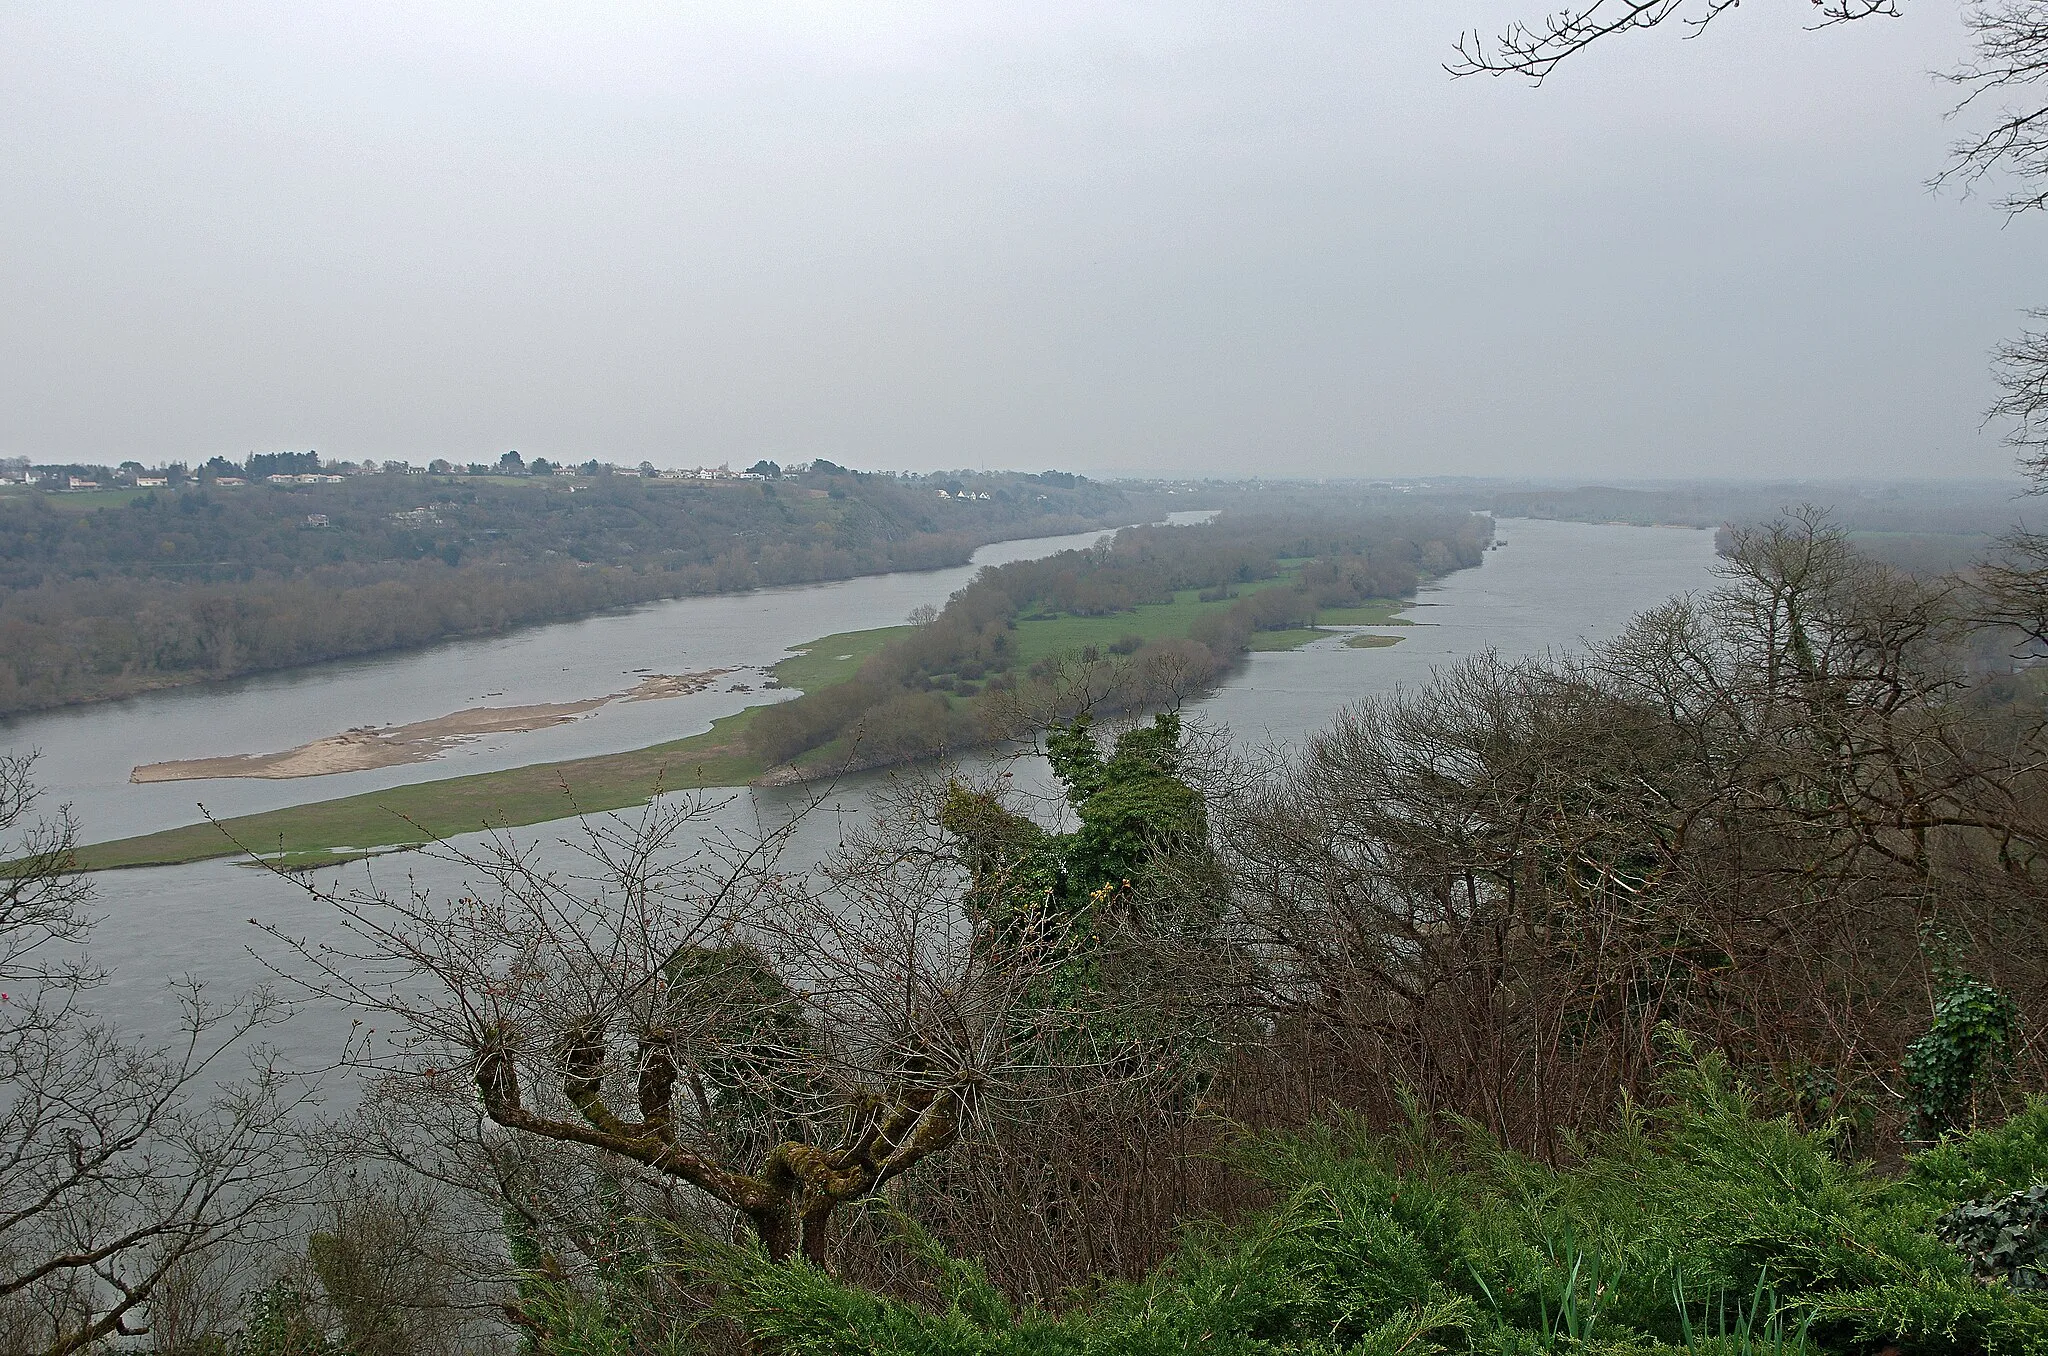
{"left": 14, "top": 516, "right": 1721, "bottom": 1072}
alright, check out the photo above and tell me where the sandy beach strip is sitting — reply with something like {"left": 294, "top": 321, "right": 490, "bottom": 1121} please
{"left": 130, "top": 669, "right": 736, "bottom": 783}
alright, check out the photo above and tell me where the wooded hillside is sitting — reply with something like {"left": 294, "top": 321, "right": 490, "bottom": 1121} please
{"left": 0, "top": 465, "right": 1141, "bottom": 714}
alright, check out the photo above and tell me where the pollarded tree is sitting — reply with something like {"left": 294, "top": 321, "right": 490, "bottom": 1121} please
{"left": 262, "top": 788, "right": 1151, "bottom": 1288}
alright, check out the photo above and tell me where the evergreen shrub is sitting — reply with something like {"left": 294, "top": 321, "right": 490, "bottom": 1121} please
{"left": 694, "top": 1049, "right": 2048, "bottom": 1355}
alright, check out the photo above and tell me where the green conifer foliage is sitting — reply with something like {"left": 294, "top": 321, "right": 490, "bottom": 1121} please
{"left": 705, "top": 1049, "right": 2048, "bottom": 1355}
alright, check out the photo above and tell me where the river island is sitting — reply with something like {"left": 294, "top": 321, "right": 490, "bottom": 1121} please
{"left": 65, "top": 510, "right": 1479, "bottom": 872}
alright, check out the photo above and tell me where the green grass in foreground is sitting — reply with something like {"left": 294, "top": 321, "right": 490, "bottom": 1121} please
{"left": 72, "top": 591, "right": 1414, "bottom": 872}
{"left": 712, "top": 1055, "right": 2048, "bottom": 1355}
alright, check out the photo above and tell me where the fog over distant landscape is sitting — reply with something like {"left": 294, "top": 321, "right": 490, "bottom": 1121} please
{"left": 2, "top": 2, "right": 2039, "bottom": 479}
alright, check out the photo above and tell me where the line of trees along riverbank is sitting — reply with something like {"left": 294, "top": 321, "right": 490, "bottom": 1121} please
{"left": 0, "top": 467, "right": 1145, "bottom": 715}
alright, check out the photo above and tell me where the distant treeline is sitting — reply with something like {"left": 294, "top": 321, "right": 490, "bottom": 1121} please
{"left": 0, "top": 467, "right": 1145, "bottom": 715}
{"left": 746, "top": 509, "right": 1492, "bottom": 770}
{"left": 1381, "top": 478, "right": 2037, "bottom": 582}
{"left": 0, "top": 464, "right": 1133, "bottom": 590}
{"left": 1461, "top": 480, "right": 2021, "bottom": 535}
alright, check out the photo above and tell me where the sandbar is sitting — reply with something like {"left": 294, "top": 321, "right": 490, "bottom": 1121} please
{"left": 619, "top": 670, "right": 733, "bottom": 702}
{"left": 130, "top": 669, "right": 736, "bottom": 783}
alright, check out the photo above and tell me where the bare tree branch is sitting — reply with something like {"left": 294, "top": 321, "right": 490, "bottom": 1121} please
{"left": 257, "top": 787, "right": 1158, "bottom": 1277}
{"left": 0, "top": 755, "right": 312, "bottom": 1354}
{"left": 1938, "top": 1, "right": 2048, "bottom": 212}
{"left": 1448, "top": 0, "right": 1899, "bottom": 82}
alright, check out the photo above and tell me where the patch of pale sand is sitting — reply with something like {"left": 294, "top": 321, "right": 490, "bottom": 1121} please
{"left": 130, "top": 669, "right": 740, "bottom": 783}
{"left": 618, "top": 669, "right": 735, "bottom": 702}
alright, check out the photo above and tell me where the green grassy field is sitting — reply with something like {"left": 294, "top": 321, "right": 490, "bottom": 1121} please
{"left": 1006, "top": 579, "right": 1290, "bottom": 667}
{"left": 69, "top": 586, "right": 1415, "bottom": 873}
{"left": 1311, "top": 601, "right": 1413, "bottom": 626}
{"left": 1246, "top": 628, "right": 1323, "bottom": 650}
{"left": 14, "top": 488, "right": 153, "bottom": 511}
{"left": 772, "top": 625, "right": 912, "bottom": 691}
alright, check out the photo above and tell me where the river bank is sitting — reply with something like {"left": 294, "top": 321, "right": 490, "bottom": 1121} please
{"left": 0, "top": 466, "right": 1149, "bottom": 717}
{"left": 23, "top": 518, "right": 1721, "bottom": 882}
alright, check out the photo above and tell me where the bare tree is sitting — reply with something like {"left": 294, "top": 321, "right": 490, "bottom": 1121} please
{"left": 1992, "top": 311, "right": 2048, "bottom": 469}
{"left": 1451, "top": 0, "right": 2048, "bottom": 213}
{"left": 257, "top": 786, "right": 1133, "bottom": 1301}
{"left": 0, "top": 755, "right": 308, "bottom": 1356}
{"left": 0, "top": 756, "right": 91, "bottom": 994}
{"left": 1941, "top": 0, "right": 2048, "bottom": 213}
{"left": 1221, "top": 515, "right": 2048, "bottom": 1154}
{"left": 1980, "top": 310, "right": 2048, "bottom": 643}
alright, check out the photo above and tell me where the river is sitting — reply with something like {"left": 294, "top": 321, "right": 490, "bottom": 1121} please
{"left": 4, "top": 524, "right": 1158, "bottom": 846}
{"left": 10, "top": 515, "right": 1721, "bottom": 1066}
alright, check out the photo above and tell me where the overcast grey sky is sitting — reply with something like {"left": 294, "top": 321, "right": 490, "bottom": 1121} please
{"left": 2, "top": 3, "right": 2037, "bottom": 479}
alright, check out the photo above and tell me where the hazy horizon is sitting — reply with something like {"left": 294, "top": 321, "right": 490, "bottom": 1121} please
{"left": 5, "top": 3, "right": 2041, "bottom": 480}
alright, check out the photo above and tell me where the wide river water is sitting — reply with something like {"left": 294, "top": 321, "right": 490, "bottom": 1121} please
{"left": 8, "top": 516, "right": 1720, "bottom": 1066}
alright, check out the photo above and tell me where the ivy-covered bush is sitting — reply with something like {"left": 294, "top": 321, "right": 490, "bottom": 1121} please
{"left": 1904, "top": 973, "right": 2022, "bottom": 1143}
{"left": 192, "top": 1284, "right": 343, "bottom": 1356}
{"left": 1940, "top": 1186, "right": 2048, "bottom": 1291}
